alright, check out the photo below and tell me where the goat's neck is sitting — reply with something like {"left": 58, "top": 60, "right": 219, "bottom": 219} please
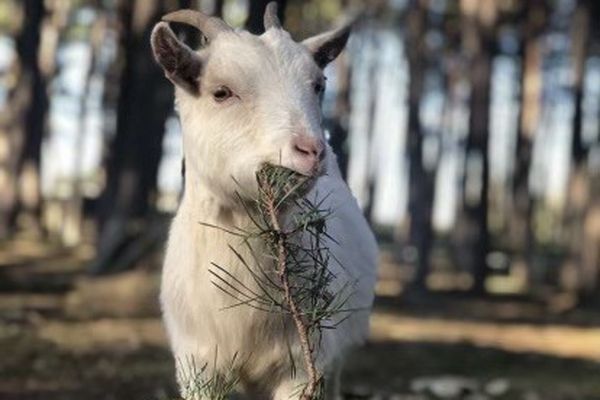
{"left": 178, "top": 170, "right": 249, "bottom": 229}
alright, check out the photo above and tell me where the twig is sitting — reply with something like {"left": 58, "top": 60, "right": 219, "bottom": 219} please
{"left": 262, "top": 182, "right": 320, "bottom": 400}
{"left": 204, "top": 164, "right": 353, "bottom": 400}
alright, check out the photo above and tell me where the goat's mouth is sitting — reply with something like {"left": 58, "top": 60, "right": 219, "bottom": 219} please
{"left": 280, "top": 158, "right": 325, "bottom": 179}
{"left": 293, "top": 165, "right": 322, "bottom": 178}
{"left": 256, "top": 164, "right": 315, "bottom": 205}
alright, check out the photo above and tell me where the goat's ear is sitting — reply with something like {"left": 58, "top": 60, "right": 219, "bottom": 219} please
{"left": 151, "top": 22, "right": 202, "bottom": 96}
{"left": 302, "top": 23, "right": 352, "bottom": 69}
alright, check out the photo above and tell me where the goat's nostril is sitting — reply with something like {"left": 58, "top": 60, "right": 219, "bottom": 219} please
{"left": 292, "top": 136, "right": 325, "bottom": 167}
{"left": 294, "top": 144, "right": 312, "bottom": 156}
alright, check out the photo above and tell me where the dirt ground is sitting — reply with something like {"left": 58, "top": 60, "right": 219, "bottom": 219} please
{"left": 1, "top": 240, "right": 600, "bottom": 400}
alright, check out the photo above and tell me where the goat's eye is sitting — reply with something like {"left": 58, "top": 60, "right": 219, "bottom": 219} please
{"left": 213, "top": 86, "right": 233, "bottom": 102}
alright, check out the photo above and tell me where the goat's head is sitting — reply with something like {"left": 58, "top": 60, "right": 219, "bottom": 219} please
{"left": 151, "top": 3, "right": 351, "bottom": 202}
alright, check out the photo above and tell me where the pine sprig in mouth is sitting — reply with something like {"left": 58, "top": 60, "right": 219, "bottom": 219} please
{"left": 256, "top": 164, "right": 314, "bottom": 211}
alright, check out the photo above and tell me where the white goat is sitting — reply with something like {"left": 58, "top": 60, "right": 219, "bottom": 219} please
{"left": 151, "top": 4, "right": 378, "bottom": 399}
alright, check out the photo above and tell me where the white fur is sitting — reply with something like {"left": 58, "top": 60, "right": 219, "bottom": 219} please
{"left": 160, "top": 27, "right": 378, "bottom": 399}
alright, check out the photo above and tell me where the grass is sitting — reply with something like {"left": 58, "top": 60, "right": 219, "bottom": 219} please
{"left": 2, "top": 315, "right": 600, "bottom": 400}
{"left": 1, "top": 237, "right": 600, "bottom": 399}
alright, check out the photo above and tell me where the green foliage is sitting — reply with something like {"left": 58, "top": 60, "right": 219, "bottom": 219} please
{"left": 177, "top": 352, "right": 242, "bottom": 400}
{"left": 199, "top": 164, "right": 354, "bottom": 399}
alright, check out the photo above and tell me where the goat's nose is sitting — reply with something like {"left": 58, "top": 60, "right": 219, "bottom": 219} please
{"left": 292, "top": 136, "right": 324, "bottom": 160}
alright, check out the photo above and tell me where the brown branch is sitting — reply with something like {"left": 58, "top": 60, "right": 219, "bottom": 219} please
{"left": 263, "top": 186, "right": 320, "bottom": 400}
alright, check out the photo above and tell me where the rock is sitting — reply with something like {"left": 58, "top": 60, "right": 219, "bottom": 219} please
{"left": 484, "top": 378, "right": 510, "bottom": 397}
{"left": 411, "top": 376, "right": 478, "bottom": 398}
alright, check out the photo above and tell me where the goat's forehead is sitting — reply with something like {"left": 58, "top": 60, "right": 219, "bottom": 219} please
{"left": 205, "top": 31, "right": 318, "bottom": 81}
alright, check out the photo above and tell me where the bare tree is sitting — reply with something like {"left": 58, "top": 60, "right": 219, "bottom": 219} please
{"left": 0, "top": 0, "right": 71, "bottom": 238}
{"left": 325, "top": 50, "right": 352, "bottom": 180}
{"left": 0, "top": 0, "right": 47, "bottom": 236}
{"left": 91, "top": 0, "right": 192, "bottom": 274}
{"left": 245, "top": 0, "right": 287, "bottom": 34}
{"left": 582, "top": 0, "right": 600, "bottom": 299}
{"left": 213, "top": 0, "right": 225, "bottom": 18}
{"left": 361, "top": 26, "right": 380, "bottom": 223}
{"left": 460, "top": 0, "right": 497, "bottom": 293}
{"left": 63, "top": 3, "right": 107, "bottom": 246}
{"left": 566, "top": 0, "right": 596, "bottom": 296}
{"left": 405, "top": 0, "right": 436, "bottom": 290}
{"left": 512, "top": 0, "right": 547, "bottom": 286}
{"left": 571, "top": 0, "right": 591, "bottom": 165}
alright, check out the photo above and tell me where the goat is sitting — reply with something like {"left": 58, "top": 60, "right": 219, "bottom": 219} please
{"left": 151, "top": 4, "right": 378, "bottom": 399}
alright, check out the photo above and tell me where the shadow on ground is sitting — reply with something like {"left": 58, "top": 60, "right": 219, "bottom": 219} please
{"left": 1, "top": 244, "right": 600, "bottom": 400}
{"left": 2, "top": 323, "right": 600, "bottom": 400}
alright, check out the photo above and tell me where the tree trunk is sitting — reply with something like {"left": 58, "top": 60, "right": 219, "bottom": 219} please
{"left": 245, "top": 0, "right": 287, "bottom": 34}
{"left": 580, "top": 178, "right": 600, "bottom": 299}
{"left": 362, "top": 36, "right": 379, "bottom": 223}
{"left": 405, "top": 0, "right": 436, "bottom": 290}
{"left": 213, "top": 0, "right": 225, "bottom": 18}
{"left": 513, "top": 0, "right": 547, "bottom": 288}
{"left": 63, "top": 7, "right": 106, "bottom": 246}
{"left": 327, "top": 51, "right": 352, "bottom": 180}
{"left": 586, "top": 0, "right": 600, "bottom": 298}
{"left": 571, "top": 0, "right": 590, "bottom": 165}
{"left": 91, "top": 0, "right": 191, "bottom": 274}
{"left": 460, "top": 0, "right": 497, "bottom": 294}
{"left": 567, "top": 0, "right": 594, "bottom": 296}
{"left": 0, "top": 0, "right": 48, "bottom": 237}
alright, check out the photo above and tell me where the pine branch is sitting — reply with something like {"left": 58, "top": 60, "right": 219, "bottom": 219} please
{"left": 259, "top": 172, "right": 320, "bottom": 400}
{"left": 201, "top": 164, "right": 354, "bottom": 400}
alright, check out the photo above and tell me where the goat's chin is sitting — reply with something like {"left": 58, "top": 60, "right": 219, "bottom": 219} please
{"left": 280, "top": 161, "right": 325, "bottom": 179}
{"left": 210, "top": 162, "right": 323, "bottom": 208}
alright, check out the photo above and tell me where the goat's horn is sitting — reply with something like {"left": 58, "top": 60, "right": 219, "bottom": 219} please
{"left": 263, "top": 2, "right": 281, "bottom": 30}
{"left": 162, "top": 10, "right": 232, "bottom": 41}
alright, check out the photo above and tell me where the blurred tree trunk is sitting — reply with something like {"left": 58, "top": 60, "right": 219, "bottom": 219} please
{"left": 326, "top": 51, "right": 351, "bottom": 180}
{"left": 567, "top": 0, "right": 595, "bottom": 296}
{"left": 513, "top": 0, "right": 547, "bottom": 287}
{"left": 63, "top": 6, "right": 107, "bottom": 246}
{"left": 405, "top": 0, "right": 435, "bottom": 290}
{"left": 213, "top": 0, "right": 225, "bottom": 18}
{"left": 91, "top": 0, "right": 191, "bottom": 274}
{"left": 362, "top": 34, "right": 379, "bottom": 223}
{"left": 245, "top": 0, "right": 287, "bottom": 34}
{"left": 460, "top": 0, "right": 497, "bottom": 294}
{"left": 0, "top": 0, "right": 70, "bottom": 238}
{"left": 571, "top": 0, "right": 590, "bottom": 165}
{"left": 580, "top": 178, "right": 600, "bottom": 299}
{"left": 0, "top": 0, "right": 47, "bottom": 237}
{"left": 586, "top": 0, "right": 600, "bottom": 298}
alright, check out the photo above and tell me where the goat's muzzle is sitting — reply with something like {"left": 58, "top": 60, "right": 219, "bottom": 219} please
{"left": 290, "top": 135, "right": 325, "bottom": 177}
